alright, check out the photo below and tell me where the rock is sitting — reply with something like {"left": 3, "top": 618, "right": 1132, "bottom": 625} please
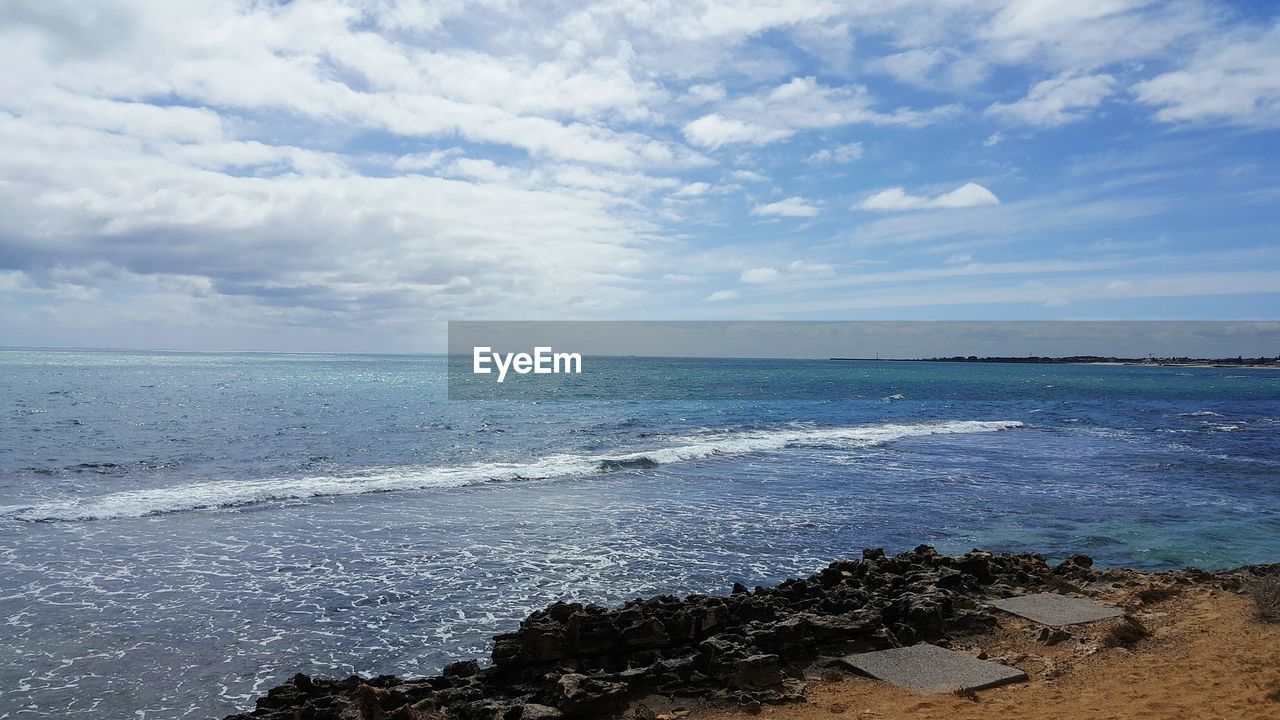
{"left": 620, "top": 618, "right": 669, "bottom": 650}
{"left": 566, "top": 613, "right": 618, "bottom": 655}
{"left": 1036, "top": 627, "right": 1073, "bottom": 645}
{"left": 230, "top": 548, "right": 1238, "bottom": 720}
{"left": 551, "top": 673, "right": 628, "bottom": 717}
{"left": 341, "top": 684, "right": 384, "bottom": 720}
{"left": 1053, "top": 554, "right": 1097, "bottom": 581}
{"left": 516, "top": 704, "right": 563, "bottom": 719}
{"left": 443, "top": 660, "right": 480, "bottom": 678}
{"left": 731, "top": 654, "right": 783, "bottom": 688}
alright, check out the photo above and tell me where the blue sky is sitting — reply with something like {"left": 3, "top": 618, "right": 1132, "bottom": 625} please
{"left": 0, "top": 0, "right": 1277, "bottom": 351}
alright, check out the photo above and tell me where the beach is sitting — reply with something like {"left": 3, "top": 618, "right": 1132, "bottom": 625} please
{"left": 696, "top": 577, "right": 1278, "bottom": 720}
{"left": 224, "top": 547, "right": 1279, "bottom": 719}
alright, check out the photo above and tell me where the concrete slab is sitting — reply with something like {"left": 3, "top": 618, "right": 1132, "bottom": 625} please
{"left": 839, "top": 644, "right": 1027, "bottom": 694}
{"left": 989, "top": 593, "right": 1123, "bottom": 627}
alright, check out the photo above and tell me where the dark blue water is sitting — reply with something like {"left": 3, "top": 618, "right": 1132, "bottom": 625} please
{"left": 0, "top": 350, "right": 1276, "bottom": 718}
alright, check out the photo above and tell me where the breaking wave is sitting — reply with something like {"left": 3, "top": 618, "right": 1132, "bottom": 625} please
{"left": 5, "top": 420, "right": 1022, "bottom": 522}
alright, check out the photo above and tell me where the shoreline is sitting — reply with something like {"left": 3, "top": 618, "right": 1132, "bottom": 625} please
{"left": 829, "top": 357, "right": 1280, "bottom": 369}
{"left": 225, "top": 547, "right": 1278, "bottom": 720}
{"left": 694, "top": 582, "right": 1278, "bottom": 720}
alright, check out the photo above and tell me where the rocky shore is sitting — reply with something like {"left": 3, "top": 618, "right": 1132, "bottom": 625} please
{"left": 225, "top": 547, "right": 1276, "bottom": 720}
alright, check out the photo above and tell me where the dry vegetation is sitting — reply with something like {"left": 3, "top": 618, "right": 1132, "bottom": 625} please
{"left": 1248, "top": 575, "right": 1280, "bottom": 623}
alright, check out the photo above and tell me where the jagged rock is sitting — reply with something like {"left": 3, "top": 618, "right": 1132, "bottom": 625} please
{"left": 731, "top": 654, "right": 782, "bottom": 688}
{"left": 227, "top": 548, "right": 1254, "bottom": 720}
{"left": 551, "top": 673, "right": 628, "bottom": 717}
{"left": 514, "top": 704, "right": 562, "bottom": 719}
{"left": 443, "top": 660, "right": 480, "bottom": 678}
{"left": 620, "top": 618, "right": 668, "bottom": 650}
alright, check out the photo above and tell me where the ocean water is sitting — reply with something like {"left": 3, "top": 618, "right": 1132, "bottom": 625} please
{"left": 0, "top": 350, "right": 1277, "bottom": 719}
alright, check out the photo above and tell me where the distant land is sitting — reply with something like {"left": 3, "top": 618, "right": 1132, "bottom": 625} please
{"left": 830, "top": 355, "right": 1280, "bottom": 368}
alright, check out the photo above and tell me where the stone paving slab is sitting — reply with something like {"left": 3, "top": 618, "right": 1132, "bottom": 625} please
{"left": 989, "top": 593, "right": 1124, "bottom": 627}
{"left": 839, "top": 644, "right": 1027, "bottom": 694}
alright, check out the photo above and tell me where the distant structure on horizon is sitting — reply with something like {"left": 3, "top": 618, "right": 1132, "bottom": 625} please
{"left": 830, "top": 355, "right": 1280, "bottom": 367}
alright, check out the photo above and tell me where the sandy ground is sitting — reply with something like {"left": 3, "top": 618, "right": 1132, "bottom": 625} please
{"left": 690, "top": 587, "right": 1279, "bottom": 720}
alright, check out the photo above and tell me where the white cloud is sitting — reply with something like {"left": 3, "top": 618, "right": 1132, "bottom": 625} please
{"left": 1133, "top": 24, "right": 1280, "bottom": 127}
{"left": 673, "top": 181, "right": 712, "bottom": 197}
{"left": 875, "top": 47, "right": 987, "bottom": 89}
{"left": 739, "top": 267, "right": 780, "bottom": 284}
{"left": 0, "top": 111, "right": 656, "bottom": 326}
{"left": 447, "top": 157, "right": 519, "bottom": 183}
{"left": 983, "top": 132, "right": 1004, "bottom": 147}
{"left": 0, "top": 0, "right": 1274, "bottom": 346}
{"left": 986, "top": 74, "right": 1115, "bottom": 127}
{"left": 752, "top": 196, "right": 821, "bottom": 217}
{"left": 683, "top": 113, "right": 791, "bottom": 149}
{"left": 808, "top": 142, "right": 863, "bottom": 163}
{"left": 860, "top": 183, "right": 1000, "bottom": 212}
{"left": 851, "top": 189, "right": 1167, "bottom": 246}
{"left": 979, "top": 0, "right": 1209, "bottom": 72}
{"left": 392, "top": 148, "right": 463, "bottom": 171}
{"left": 705, "top": 289, "right": 740, "bottom": 302}
{"left": 687, "top": 83, "right": 727, "bottom": 103}
{"left": 788, "top": 260, "right": 835, "bottom": 275}
{"left": 686, "top": 76, "right": 954, "bottom": 149}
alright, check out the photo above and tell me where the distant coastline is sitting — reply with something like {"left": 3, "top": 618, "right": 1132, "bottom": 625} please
{"left": 830, "top": 355, "right": 1280, "bottom": 368}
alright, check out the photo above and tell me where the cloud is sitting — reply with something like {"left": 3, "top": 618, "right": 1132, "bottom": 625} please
{"left": 979, "top": 0, "right": 1210, "bottom": 72}
{"left": 1133, "top": 24, "right": 1280, "bottom": 127}
{"left": 788, "top": 260, "right": 835, "bottom": 275}
{"left": 0, "top": 0, "right": 1275, "bottom": 347}
{"left": 874, "top": 47, "right": 987, "bottom": 90}
{"left": 685, "top": 76, "right": 955, "bottom": 149}
{"left": 683, "top": 113, "right": 791, "bottom": 149}
{"left": 986, "top": 74, "right": 1115, "bottom": 127}
{"left": 0, "top": 112, "right": 657, "bottom": 327}
{"left": 447, "top": 157, "right": 518, "bottom": 183}
{"left": 860, "top": 183, "right": 1000, "bottom": 212}
{"left": 740, "top": 267, "right": 780, "bottom": 284}
{"left": 850, "top": 189, "right": 1168, "bottom": 246}
{"left": 686, "top": 83, "right": 727, "bottom": 103}
{"left": 392, "top": 148, "right": 463, "bottom": 171}
{"left": 808, "top": 142, "right": 863, "bottom": 163}
{"left": 705, "top": 289, "right": 740, "bottom": 302}
{"left": 672, "top": 181, "right": 712, "bottom": 197}
{"left": 752, "top": 196, "right": 822, "bottom": 217}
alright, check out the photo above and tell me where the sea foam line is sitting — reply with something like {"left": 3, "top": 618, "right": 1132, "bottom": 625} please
{"left": 5, "top": 420, "right": 1022, "bottom": 522}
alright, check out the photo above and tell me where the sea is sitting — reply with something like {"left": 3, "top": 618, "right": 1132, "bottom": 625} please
{"left": 0, "top": 349, "right": 1277, "bottom": 718}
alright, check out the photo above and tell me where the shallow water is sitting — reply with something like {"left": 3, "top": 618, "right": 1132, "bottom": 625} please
{"left": 0, "top": 350, "right": 1276, "bottom": 718}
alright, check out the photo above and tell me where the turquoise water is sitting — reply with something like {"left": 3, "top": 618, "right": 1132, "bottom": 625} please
{"left": 0, "top": 349, "right": 1277, "bottom": 718}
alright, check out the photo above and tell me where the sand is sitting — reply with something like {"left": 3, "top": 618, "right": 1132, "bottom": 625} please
{"left": 691, "top": 587, "right": 1279, "bottom": 720}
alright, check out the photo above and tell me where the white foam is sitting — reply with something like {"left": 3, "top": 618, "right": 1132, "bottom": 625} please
{"left": 1178, "top": 411, "right": 1222, "bottom": 417}
{"left": 6, "top": 420, "right": 1022, "bottom": 522}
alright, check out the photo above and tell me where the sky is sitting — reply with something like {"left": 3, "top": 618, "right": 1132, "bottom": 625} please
{"left": 0, "top": 0, "right": 1278, "bottom": 352}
